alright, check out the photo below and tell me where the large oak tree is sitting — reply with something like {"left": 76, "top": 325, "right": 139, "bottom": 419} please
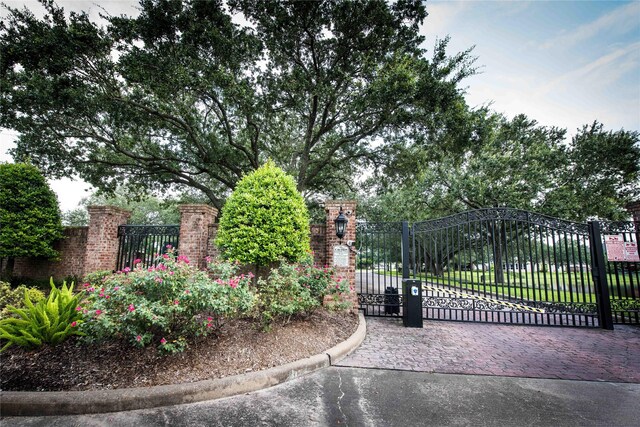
{"left": 1, "top": 0, "right": 474, "bottom": 209}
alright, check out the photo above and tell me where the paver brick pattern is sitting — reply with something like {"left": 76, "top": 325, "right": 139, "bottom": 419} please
{"left": 337, "top": 318, "right": 640, "bottom": 383}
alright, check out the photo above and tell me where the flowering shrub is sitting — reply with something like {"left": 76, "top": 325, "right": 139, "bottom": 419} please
{"left": 256, "top": 262, "right": 320, "bottom": 329}
{"left": 80, "top": 249, "right": 255, "bottom": 353}
{"left": 324, "top": 276, "right": 352, "bottom": 311}
{"left": 296, "top": 258, "right": 338, "bottom": 303}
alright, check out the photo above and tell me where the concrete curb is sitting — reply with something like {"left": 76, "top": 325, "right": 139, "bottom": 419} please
{"left": 0, "top": 313, "right": 366, "bottom": 417}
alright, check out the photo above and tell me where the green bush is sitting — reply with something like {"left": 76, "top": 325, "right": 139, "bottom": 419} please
{"left": 216, "top": 160, "right": 311, "bottom": 268}
{"left": 0, "top": 280, "right": 84, "bottom": 351}
{"left": 80, "top": 250, "right": 255, "bottom": 353}
{"left": 0, "top": 163, "right": 64, "bottom": 277}
{"left": 0, "top": 282, "right": 46, "bottom": 319}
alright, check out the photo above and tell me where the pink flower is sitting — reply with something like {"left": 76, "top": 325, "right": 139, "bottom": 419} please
{"left": 173, "top": 299, "right": 179, "bottom": 305}
{"left": 205, "top": 256, "right": 212, "bottom": 263}
{"left": 76, "top": 306, "right": 82, "bottom": 311}
{"left": 169, "top": 271, "right": 174, "bottom": 276}
{"left": 128, "top": 304, "right": 135, "bottom": 312}
{"left": 105, "top": 295, "right": 111, "bottom": 299}
{"left": 114, "top": 286, "right": 120, "bottom": 291}
{"left": 134, "top": 258, "right": 142, "bottom": 265}
{"left": 148, "top": 266, "right": 156, "bottom": 272}
{"left": 206, "top": 322, "right": 212, "bottom": 328}
{"left": 157, "top": 264, "right": 167, "bottom": 271}
{"left": 177, "top": 255, "right": 190, "bottom": 264}
{"left": 166, "top": 244, "right": 172, "bottom": 249}
{"left": 155, "top": 277, "right": 163, "bottom": 283}
{"left": 184, "top": 289, "right": 190, "bottom": 294}
{"left": 207, "top": 317, "right": 213, "bottom": 322}
{"left": 82, "top": 283, "right": 90, "bottom": 288}
{"left": 123, "top": 267, "right": 131, "bottom": 273}
{"left": 136, "top": 335, "right": 142, "bottom": 342}
{"left": 95, "top": 309, "right": 102, "bottom": 317}
{"left": 160, "top": 337, "right": 167, "bottom": 345}
{"left": 248, "top": 272, "right": 255, "bottom": 278}
{"left": 71, "top": 321, "right": 77, "bottom": 327}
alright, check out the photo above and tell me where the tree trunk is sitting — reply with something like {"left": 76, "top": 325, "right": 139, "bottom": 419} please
{"left": 489, "top": 221, "right": 505, "bottom": 284}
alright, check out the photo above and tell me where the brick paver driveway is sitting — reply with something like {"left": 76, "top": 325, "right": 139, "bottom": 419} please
{"left": 337, "top": 317, "right": 640, "bottom": 383}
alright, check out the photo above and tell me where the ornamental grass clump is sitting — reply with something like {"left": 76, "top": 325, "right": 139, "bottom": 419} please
{"left": 80, "top": 248, "right": 255, "bottom": 353}
{"left": 0, "top": 279, "right": 84, "bottom": 351}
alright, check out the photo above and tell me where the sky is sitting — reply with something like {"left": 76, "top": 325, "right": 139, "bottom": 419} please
{"left": 1, "top": 0, "right": 639, "bottom": 211}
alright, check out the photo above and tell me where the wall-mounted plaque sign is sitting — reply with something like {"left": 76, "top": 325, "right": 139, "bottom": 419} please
{"left": 333, "top": 245, "right": 349, "bottom": 267}
{"left": 605, "top": 235, "right": 640, "bottom": 262}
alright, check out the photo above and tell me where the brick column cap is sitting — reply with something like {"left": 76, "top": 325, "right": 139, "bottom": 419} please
{"left": 87, "top": 205, "right": 132, "bottom": 217}
{"left": 179, "top": 204, "right": 219, "bottom": 216}
{"left": 324, "top": 200, "right": 357, "bottom": 207}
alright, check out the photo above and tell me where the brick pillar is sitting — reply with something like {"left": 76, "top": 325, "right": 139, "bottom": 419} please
{"left": 84, "top": 206, "right": 131, "bottom": 274}
{"left": 179, "top": 204, "right": 218, "bottom": 269}
{"left": 627, "top": 201, "right": 640, "bottom": 223}
{"left": 324, "top": 200, "right": 357, "bottom": 309}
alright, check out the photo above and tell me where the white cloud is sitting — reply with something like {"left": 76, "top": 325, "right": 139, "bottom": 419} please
{"left": 421, "top": 0, "right": 472, "bottom": 38}
{"left": 539, "top": 41, "right": 640, "bottom": 96}
{"left": 540, "top": 1, "right": 640, "bottom": 50}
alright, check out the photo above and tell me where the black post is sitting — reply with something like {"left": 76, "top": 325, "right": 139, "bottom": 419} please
{"left": 403, "top": 279, "right": 423, "bottom": 328}
{"left": 402, "top": 221, "right": 410, "bottom": 279}
{"left": 588, "top": 221, "right": 614, "bottom": 330}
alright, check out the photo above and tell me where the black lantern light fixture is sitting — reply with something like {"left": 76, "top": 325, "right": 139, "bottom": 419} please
{"left": 334, "top": 206, "right": 348, "bottom": 240}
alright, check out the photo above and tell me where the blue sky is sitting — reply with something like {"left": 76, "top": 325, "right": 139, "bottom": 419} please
{"left": 1, "top": 0, "right": 639, "bottom": 210}
{"left": 420, "top": 0, "right": 640, "bottom": 133}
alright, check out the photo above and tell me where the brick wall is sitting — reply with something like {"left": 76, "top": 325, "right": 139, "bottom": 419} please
{"left": 6, "top": 201, "right": 359, "bottom": 295}
{"left": 310, "top": 224, "right": 327, "bottom": 267}
{"left": 12, "top": 227, "right": 89, "bottom": 280}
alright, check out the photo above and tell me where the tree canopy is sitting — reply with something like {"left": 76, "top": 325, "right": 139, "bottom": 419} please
{"left": 363, "top": 111, "right": 640, "bottom": 222}
{"left": 1, "top": 0, "right": 474, "bottom": 209}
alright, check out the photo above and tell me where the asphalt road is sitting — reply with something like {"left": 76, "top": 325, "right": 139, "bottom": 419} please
{"left": 3, "top": 367, "right": 639, "bottom": 427}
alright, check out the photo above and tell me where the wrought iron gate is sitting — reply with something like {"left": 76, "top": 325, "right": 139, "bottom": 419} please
{"left": 116, "top": 225, "right": 180, "bottom": 271}
{"left": 356, "top": 222, "right": 404, "bottom": 317}
{"left": 356, "top": 208, "right": 640, "bottom": 328}
{"left": 412, "top": 209, "right": 598, "bottom": 327}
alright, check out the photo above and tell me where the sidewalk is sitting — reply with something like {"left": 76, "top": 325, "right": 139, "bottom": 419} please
{"left": 336, "top": 317, "right": 640, "bottom": 383}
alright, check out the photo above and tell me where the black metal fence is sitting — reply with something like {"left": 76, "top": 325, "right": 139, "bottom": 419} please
{"left": 356, "top": 208, "right": 640, "bottom": 329}
{"left": 116, "top": 225, "right": 180, "bottom": 271}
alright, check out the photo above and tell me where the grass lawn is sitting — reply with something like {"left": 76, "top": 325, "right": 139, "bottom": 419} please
{"left": 370, "top": 269, "right": 637, "bottom": 304}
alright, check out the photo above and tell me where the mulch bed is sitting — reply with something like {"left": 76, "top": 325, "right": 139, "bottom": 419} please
{"left": 0, "top": 309, "right": 358, "bottom": 392}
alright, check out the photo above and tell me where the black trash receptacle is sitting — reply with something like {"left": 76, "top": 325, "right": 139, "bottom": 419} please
{"left": 384, "top": 286, "right": 400, "bottom": 315}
